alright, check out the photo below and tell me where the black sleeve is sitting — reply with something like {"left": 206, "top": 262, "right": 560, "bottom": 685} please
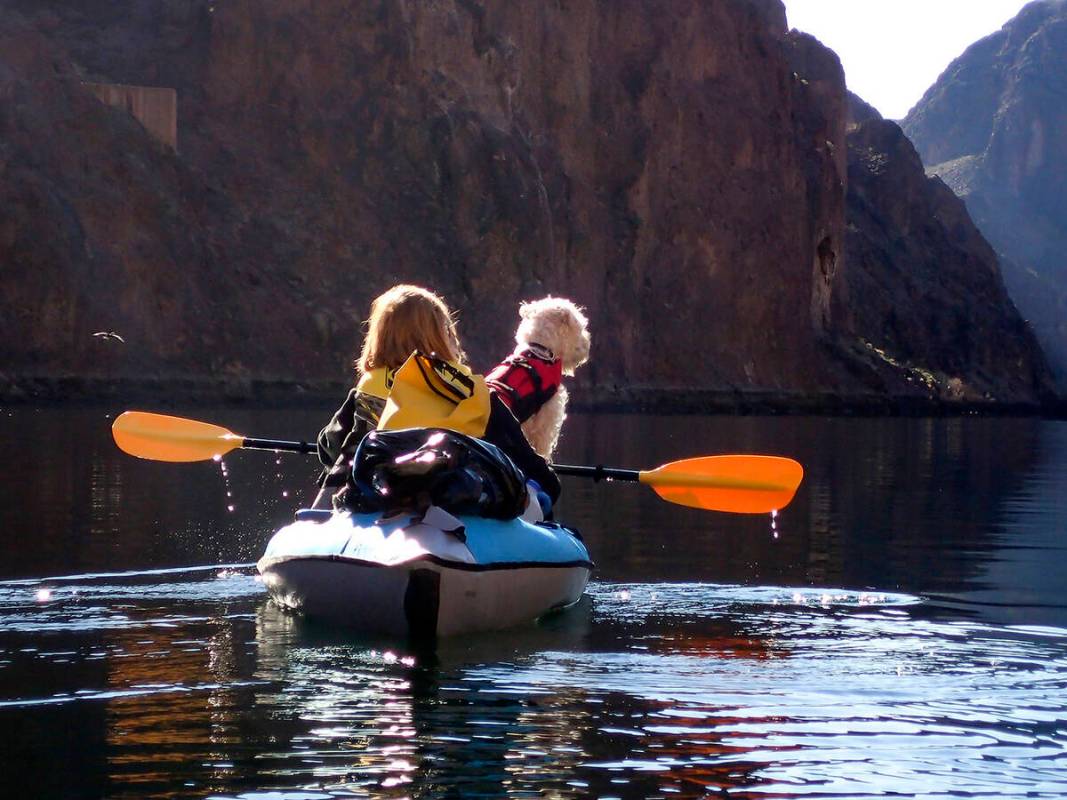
{"left": 317, "top": 389, "right": 358, "bottom": 467}
{"left": 316, "top": 389, "right": 376, "bottom": 487}
{"left": 483, "top": 394, "right": 562, "bottom": 502}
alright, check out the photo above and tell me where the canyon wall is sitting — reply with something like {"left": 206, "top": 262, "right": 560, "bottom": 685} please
{"left": 845, "top": 97, "right": 1051, "bottom": 402}
{"left": 0, "top": 0, "right": 1054, "bottom": 407}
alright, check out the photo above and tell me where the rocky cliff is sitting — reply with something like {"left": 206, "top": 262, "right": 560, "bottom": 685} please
{"left": 844, "top": 97, "right": 1052, "bottom": 403}
{"left": 0, "top": 0, "right": 1054, "bottom": 409}
{"left": 903, "top": 0, "right": 1067, "bottom": 388}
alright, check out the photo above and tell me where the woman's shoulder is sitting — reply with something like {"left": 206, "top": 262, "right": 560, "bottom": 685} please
{"left": 356, "top": 367, "right": 396, "bottom": 397}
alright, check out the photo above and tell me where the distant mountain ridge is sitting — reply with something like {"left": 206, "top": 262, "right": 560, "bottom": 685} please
{"left": 904, "top": 0, "right": 1067, "bottom": 388}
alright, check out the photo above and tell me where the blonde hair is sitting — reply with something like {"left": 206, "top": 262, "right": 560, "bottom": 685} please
{"left": 357, "top": 284, "right": 465, "bottom": 374}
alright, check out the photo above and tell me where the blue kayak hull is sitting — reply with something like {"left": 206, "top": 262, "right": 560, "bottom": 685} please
{"left": 257, "top": 510, "right": 593, "bottom": 637}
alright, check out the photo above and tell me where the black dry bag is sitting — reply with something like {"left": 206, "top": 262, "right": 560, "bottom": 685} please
{"left": 344, "top": 428, "right": 528, "bottom": 520}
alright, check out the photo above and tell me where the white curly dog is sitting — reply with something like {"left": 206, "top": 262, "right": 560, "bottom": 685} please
{"left": 487, "top": 297, "right": 591, "bottom": 460}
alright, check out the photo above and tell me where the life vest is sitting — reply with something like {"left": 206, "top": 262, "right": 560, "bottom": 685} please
{"left": 352, "top": 366, "right": 397, "bottom": 427}
{"left": 356, "top": 366, "right": 396, "bottom": 400}
{"left": 485, "top": 343, "right": 562, "bottom": 423}
{"left": 377, "top": 351, "right": 492, "bottom": 437}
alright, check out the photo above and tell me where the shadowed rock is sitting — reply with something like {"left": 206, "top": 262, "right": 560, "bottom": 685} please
{"left": 904, "top": 0, "right": 1067, "bottom": 389}
{"left": 843, "top": 102, "right": 1054, "bottom": 403}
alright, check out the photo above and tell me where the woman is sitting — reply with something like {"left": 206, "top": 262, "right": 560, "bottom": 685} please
{"left": 316, "top": 284, "right": 560, "bottom": 507}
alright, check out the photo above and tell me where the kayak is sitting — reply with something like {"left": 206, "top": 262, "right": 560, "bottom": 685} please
{"left": 109, "top": 411, "right": 804, "bottom": 635}
{"left": 257, "top": 507, "right": 593, "bottom": 637}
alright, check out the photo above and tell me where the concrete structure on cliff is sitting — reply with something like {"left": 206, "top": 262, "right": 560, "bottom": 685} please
{"left": 85, "top": 82, "right": 177, "bottom": 151}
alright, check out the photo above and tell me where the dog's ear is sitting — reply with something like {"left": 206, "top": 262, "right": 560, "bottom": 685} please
{"left": 516, "top": 301, "right": 538, "bottom": 347}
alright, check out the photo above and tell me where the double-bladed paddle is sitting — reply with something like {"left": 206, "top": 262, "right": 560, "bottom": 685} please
{"left": 111, "top": 410, "right": 803, "bottom": 514}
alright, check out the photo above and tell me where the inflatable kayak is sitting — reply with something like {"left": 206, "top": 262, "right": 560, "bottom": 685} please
{"left": 257, "top": 507, "right": 593, "bottom": 637}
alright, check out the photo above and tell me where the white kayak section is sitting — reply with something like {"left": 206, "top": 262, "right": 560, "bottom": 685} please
{"left": 257, "top": 508, "right": 593, "bottom": 637}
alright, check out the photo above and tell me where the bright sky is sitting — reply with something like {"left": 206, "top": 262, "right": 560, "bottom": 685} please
{"left": 781, "top": 0, "right": 1031, "bottom": 119}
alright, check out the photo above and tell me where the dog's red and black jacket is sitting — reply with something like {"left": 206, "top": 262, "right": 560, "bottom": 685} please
{"left": 485, "top": 342, "right": 562, "bottom": 423}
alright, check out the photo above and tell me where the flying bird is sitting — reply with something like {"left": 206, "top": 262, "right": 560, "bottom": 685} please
{"left": 92, "top": 331, "right": 126, "bottom": 343}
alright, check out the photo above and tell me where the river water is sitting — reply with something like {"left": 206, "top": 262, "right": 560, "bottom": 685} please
{"left": 1, "top": 407, "right": 1065, "bottom": 799}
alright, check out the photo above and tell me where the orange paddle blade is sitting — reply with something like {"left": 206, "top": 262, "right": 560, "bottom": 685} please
{"left": 639, "top": 455, "right": 803, "bottom": 514}
{"left": 112, "top": 411, "right": 245, "bottom": 462}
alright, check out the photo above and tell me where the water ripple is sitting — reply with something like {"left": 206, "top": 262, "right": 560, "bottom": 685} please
{"left": 2, "top": 571, "right": 1067, "bottom": 798}
{"left": 0, "top": 568, "right": 264, "bottom": 633}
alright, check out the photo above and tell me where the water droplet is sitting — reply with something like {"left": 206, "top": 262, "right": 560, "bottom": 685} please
{"left": 216, "top": 457, "right": 236, "bottom": 511}
{"left": 35, "top": 588, "right": 52, "bottom": 602}
{"left": 281, "top": 490, "right": 289, "bottom": 498}
{"left": 213, "top": 454, "right": 222, "bottom": 463}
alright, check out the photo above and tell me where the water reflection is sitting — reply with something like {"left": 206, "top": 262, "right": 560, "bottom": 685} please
{"left": 104, "top": 620, "right": 257, "bottom": 795}
{"left": 0, "top": 567, "right": 1065, "bottom": 798}
{"left": 248, "top": 601, "right": 597, "bottom": 797}
{"left": 564, "top": 413, "right": 1052, "bottom": 599}
{"left": 0, "top": 409, "right": 1058, "bottom": 601}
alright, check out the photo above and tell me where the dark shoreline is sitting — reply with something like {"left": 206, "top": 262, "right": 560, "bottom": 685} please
{"left": 2, "top": 375, "right": 1065, "bottom": 419}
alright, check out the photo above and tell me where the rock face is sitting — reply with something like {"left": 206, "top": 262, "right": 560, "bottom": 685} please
{"left": 903, "top": 0, "right": 1067, "bottom": 387}
{"left": 0, "top": 0, "right": 1053, "bottom": 407}
{"left": 844, "top": 100, "right": 1053, "bottom": 402}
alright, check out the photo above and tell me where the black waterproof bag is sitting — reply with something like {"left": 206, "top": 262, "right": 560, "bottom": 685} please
{"left": 343, "top": 428, "right": 528, "bottom": 520}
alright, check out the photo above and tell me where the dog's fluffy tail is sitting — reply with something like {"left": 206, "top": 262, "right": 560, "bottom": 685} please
{"left": 521, "top": 386, "right": 567, "bottom": 460}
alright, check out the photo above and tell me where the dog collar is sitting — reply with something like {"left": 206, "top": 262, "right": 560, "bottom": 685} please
{"left": 525, "top": 342, "right": 557, "bottom": 362}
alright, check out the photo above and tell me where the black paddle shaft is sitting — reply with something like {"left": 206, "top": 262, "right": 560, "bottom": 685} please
{"left": 239, "top": 438, "right": 634, "bottom": 482}
{"left": 242, "top": 437, "right": 318, "bottom": 454}
{"left": 551, "top": 464, "right": 640, "bottom": 483}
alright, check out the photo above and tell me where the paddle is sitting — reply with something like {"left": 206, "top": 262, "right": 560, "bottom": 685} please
{"left": 111, "top": 410, "right": 317, "bottom": 462}
{"left": 112, "top": 411, "right": 803, "bottom": 513}
{"left": 551, "top": 458, "right": 802, "bottom": 514}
